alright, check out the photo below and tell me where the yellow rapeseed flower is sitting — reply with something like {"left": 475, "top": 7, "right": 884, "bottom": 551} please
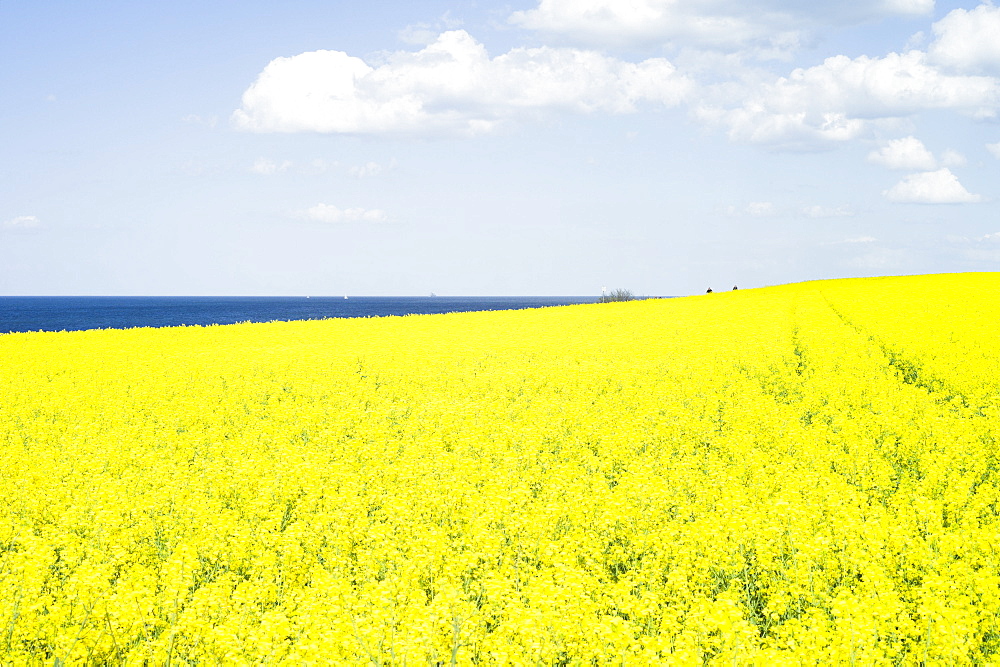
{"left": 1, "top": 272, "right": 999, "bottom": 663}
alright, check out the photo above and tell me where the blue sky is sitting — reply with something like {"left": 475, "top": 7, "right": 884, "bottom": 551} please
{"left": 2, "top": 0, "right": 999, "bottom": 296}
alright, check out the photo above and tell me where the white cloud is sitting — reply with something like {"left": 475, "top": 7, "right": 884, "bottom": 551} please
{"left": 987, "top": 141, "right": 1000, "bottom": 158}
{"left": 940, "top": 148, "right": 966, "bottom": 167}
{"left": 957, "top": 231, "right": 1000, "bottom": 263}
{"left": 867, "top": 136, "right": 936, "bottom": 170}
{"left": 2, "top": 215, "right": 41, "bottom": 229}
{"left": 301, "top": 204, "right": 388, "bottom": 223}
{"left": 251, "top": 157, "right": 292, "bottom": 175}
{"left": 232, "top": 30, "right": 691, "bottom": 136}
{"left": 802, "top": 205, "right": 854, "bottom": 218}
{"left": 703, "top": 51, "right": 999, "bottom": 149}
{"left": 348, "top": 161, "right": 384, "bottom": 178}
{"left": 509, "top": 0, "right": 791, "bottom": 52}
{"left": 399, "top": 12, "right": 464, "bottom": 46}
{"left": 883, "top": 168, "right": 982, "bottom": 203}
{"left": 508, "top": 0, "right": 931, "bottom": 54}
{"left": 745, "top": 201, "right": 775, "bottom": 217}
{"left": 904, "top": 31, "right": 927, "bottom": 52}
{"left": 398, "top": 25, "right": 441, "bottom": 47}
{"left": 928, "top": 3, "right": 1000, "bottom": 75}
{"left": 882, "top": 0, "right": 934, "bottom": 16}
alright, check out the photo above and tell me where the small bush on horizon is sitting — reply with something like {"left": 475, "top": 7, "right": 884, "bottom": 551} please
{"left": 599, "top": 288, "right": 635, "bottom": 303}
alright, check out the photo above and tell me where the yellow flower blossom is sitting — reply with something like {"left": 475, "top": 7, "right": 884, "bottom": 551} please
{"left": 1, "top": 272, "right": 999, "bottom": 663}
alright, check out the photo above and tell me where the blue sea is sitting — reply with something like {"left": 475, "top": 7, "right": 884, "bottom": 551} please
{"left": 0, "top": 296, "right": 600, "bottom": 334}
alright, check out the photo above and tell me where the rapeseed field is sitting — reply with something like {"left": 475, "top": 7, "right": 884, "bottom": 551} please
{"left": 2, "top": 272, "right": 999, "bottom": 664}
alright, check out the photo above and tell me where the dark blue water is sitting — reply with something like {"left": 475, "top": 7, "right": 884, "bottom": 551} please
{"left": 0, "top": 296, "right": 599, "bottom": 334}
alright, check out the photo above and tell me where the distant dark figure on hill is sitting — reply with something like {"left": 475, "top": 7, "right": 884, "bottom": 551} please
{"left": 706, "top": 288, "right": 713, "bottom": 293}
{"left": 733, "top": 285, "right": 738, "bottom": 290}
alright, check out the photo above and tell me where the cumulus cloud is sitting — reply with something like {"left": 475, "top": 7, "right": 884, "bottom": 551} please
{"left": 2, "top": 215, "right": 41, "bottom": 229}
{"left": 508, "top": 0, "right": 931, "bottom": 54}
{"left": 251, "top": 157, "right": 292, "bottom": 175}
{"left": 928, "top": 3, "right": 1000, "bottom": 75}
{"left": 882, "top": 168, "right": 982, "bottom": 203}
{"left": 867, "top": 136, "right": 936, "bottom": 170}
{"left": 703, "top": 51, "right": 999, "bottom": 149}
{"left": 232, "top": 30, "right": 691, "bottom": 136}
{"left": 987, "top": 141, "right": 1000, "bottom": 158}
{"left": 399, "top": 24, "right": 444, "bottom": 47}
{"left": 301, "top": 204, "right": 388, "bottom": 223}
